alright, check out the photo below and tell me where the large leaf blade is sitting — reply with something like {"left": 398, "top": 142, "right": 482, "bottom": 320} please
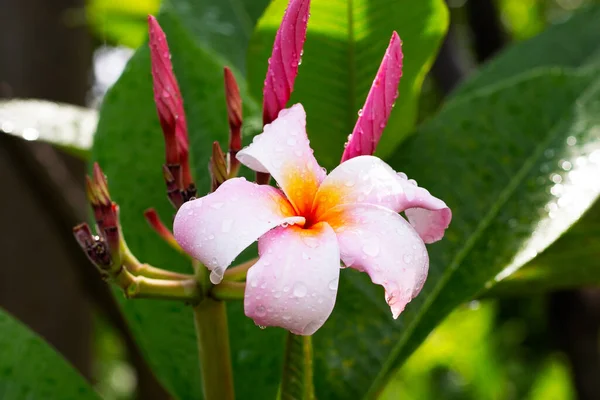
{"left": 0, "top": 308, "right": 100, "bottom": 400}
{"left": 247, "top": 0, "right": 448, "bottom": 169}
{"left": 309, "top": 68, "right": 600, "bottom": 399}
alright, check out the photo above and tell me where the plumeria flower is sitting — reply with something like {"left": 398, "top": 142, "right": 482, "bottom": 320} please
{"left": 172, "top": 0, "right": 451, "bottom": 335}
{"left": 174, "top": 103, "right": 450, "bottom": 335}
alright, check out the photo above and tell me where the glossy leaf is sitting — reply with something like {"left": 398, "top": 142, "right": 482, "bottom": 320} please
{"left": 169, "top": 0, "right": 271, "bottom": 72}
{"left": 247, "top": 0, "right": 448, "bottom": 169}
{"left": 0, "top": 99, "right": 96, "bottom": 158}
{"left": 310, "top": 68, "right": 600, "bottom": 399}
{"left": 485, "top": 200, "right": 600, "bottom": 297}
{"left": 449, "top": 4, "right": 600, "bottom": 297}
{"left": 0, "top": 308, "right": 100, "bottom": 399}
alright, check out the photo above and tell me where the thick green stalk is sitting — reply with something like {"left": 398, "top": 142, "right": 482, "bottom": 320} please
{"left": 281, "top": 333, "right": 314, "bottom": 400}
{"left": 193, "top": 298, "right": 235, "bottom": 400}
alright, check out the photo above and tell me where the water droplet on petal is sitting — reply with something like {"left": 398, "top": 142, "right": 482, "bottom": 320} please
{"left": 293, "top": 282, "right": 307, "bottom": 298}
{"left": 256, "top": 305, "right": 267, "bottom": 317}
{"left": 210, "top": 268, "right": 224, "bottom": 284}
{"left": 357, "top": 108, "right": 363, "bottom": 117}
{"left": 211, "top": 202, "right": 224, "bottom": 209}
{"left": 403, "top": 254, "right": 413, "bottom": 264}
{"left": 362, "top": 241, "right": 380, "bottom": 257}
{"left": 328, "top": 278, "right": 339, "bottom": 291}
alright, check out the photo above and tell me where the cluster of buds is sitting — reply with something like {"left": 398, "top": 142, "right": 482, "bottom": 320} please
{"left": 148, "top": 16, "right": 244, "bottom": 202}
{"left": 72, "top": 16, "right": 250, "bottom": 303}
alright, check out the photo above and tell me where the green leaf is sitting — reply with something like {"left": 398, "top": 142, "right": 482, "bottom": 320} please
{"left": 447, "top": 4, "right": 600, "bottom": 298}
{"left": 484, "top": 200, "right": 600, "bottom": 297}
{"left": 453, "top": 4, "right": 600, "bottom": 98}
{"left": 247, "top": 0, "right": 448, "bottom": 169}
{"left": 0, "top": 99, "right": 95, "bottom": 158}
{"left": 92, "top": 8, "right": 283, "bottom": 399}
{"left": 86, "top": 0, "right": 270, "bottom": 72}
{"left": 167, "top": 0, "right": 271, "bottom": 72}
{"left": 0, "top": 308, "right": 100, "bottom": 399}
{"left": 86, "top": 0, "right": 159, "bottom": 47}
{"left": 309, "top": 68, "right": 600, "bottom": 399}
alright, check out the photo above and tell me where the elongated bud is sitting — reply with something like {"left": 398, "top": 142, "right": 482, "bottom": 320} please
{"left": 341, "top": 31, "right": 403, "bottom": 162}
{"left": 209, "top": 141, "right": 228, "bottom": 192}
{"left": 262, "top": 0, "right": 310, "bottom": 126}
{"left": 224, "top": 67, "right": 242, "bottom": 176}
{"left": 148, "top": 15, "right": 195, "bottom": 197}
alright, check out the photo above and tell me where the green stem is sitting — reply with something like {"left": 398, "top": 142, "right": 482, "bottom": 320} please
{"left": 121, "top": 243, "right": 193, "bottom": 280}
{"left": 281, "top": 333, "right": 314, "bottom": 400}
{"left": 211, "top": 281, "right": 245, "bottom": 301}
{"left": 113, "top": 267, "right": 201, "bottom": 302}
{"left": 193, "top": 299, "right": 235, "bottom": 400}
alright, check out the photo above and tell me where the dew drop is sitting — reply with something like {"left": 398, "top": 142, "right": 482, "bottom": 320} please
{"left": 256, "top": 305, "right": 267, "bottom": 317}
{"left": 210, "top": 268, "right": 224, "bottom": 284}
{"left": 293, "top": 282, "right": 308, "bottom": 298}
{"left": 328, "top": 278, "right": 339, "bottom": 291}
{"left": 362, "top": 241, "right": 380, "bottom": 257}
{"left": 283, "top": 315, "right": 292, "bottom": 321}
{"left": 402, "top": 254, "right": 413, "bottom": 264}
{"left": 211, "top": 202, "right": 224, "bottom": 209}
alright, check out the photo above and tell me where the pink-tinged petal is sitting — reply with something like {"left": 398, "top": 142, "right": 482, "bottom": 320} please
{"left": 148, "top": 15, "right": 193, "bottom": 188}
{"left": 322, "top": 204, "right": 428, "bottom": 319}
{"left": 237, "top": 104, "right": 326, "bottom": 216}
{"left": 262, "top": 0, "right": 311, "bottom": 125}
{"left": 244, "top": 223, "right": 340, "bottom": 335}
{"left": 173, "top": 178, "right": 304, "bottom": 283}
{"left": 341, "top": 32, "right": 403, "bottom": 162}
{"left": 312, "top": 156, "right": 451, "bottom": 244}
